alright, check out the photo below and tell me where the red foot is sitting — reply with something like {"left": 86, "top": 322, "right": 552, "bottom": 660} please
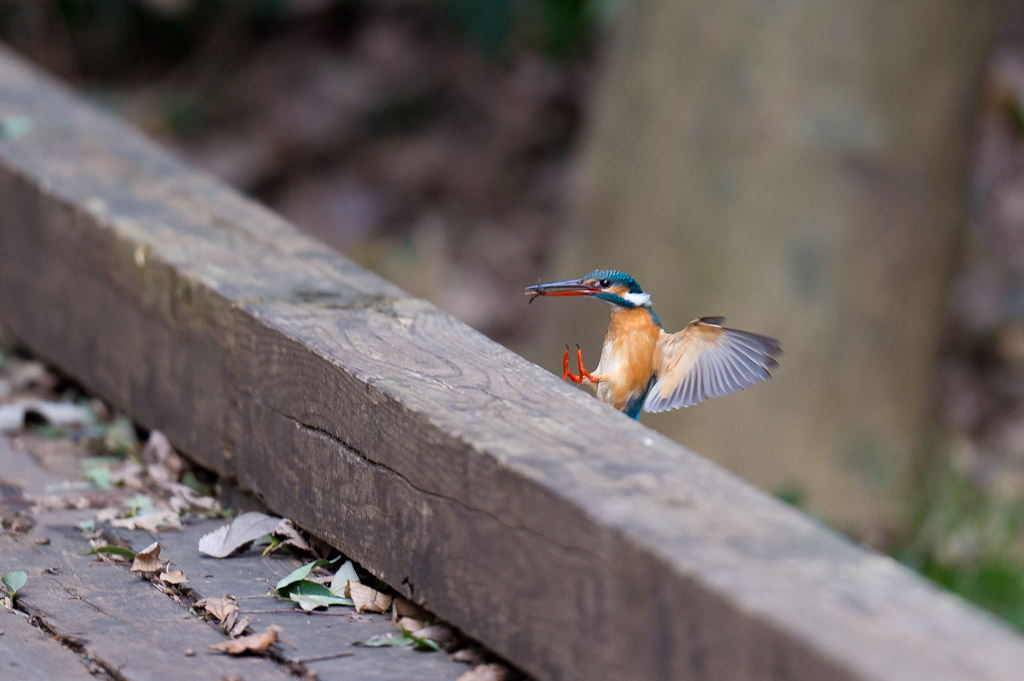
{"left": 562, "top": 345, "right": 599, "bottom": 385}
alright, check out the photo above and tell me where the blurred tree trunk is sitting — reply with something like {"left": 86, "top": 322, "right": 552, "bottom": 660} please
{"left": 526, "top": 1, "right": 996, "bottom": 531}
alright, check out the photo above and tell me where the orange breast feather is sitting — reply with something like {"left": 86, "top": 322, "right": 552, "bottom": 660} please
{"left": 594, "top": 308, "right": 660, "bottom": 411}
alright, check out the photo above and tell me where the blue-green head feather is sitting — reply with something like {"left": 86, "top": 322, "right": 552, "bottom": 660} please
{"left": 581, "top": 269, "right": 661, "bottom": 327}
{"left": 582, "top": 269, "right": 645, "bottom": 295}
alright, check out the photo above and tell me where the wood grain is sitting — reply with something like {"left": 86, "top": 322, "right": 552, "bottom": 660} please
{"left": 107, "top": 521, "right": 468, "bottom": 681}
{"left": 0, "top": 608, "right": 97, "bottom": 681}
{"left": 0, "top": 434, "right": 471, "bottom": 681}
{"left": 2, "top": 527, "right": 295, "bottom": 681}
{"left": 2, "top": 45, "right": 1024, "bottom": 681}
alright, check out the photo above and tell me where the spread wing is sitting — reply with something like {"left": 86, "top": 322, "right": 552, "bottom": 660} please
{"left": 643, "top": 317, "right": 781, "bottom": 412}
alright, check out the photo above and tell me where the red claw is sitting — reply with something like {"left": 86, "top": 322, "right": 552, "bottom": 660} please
{"left": 562, "top": 345, "right": 598, "bottom": 385}
{"left": 575, "top": 345, "right": 599, "bottom": 384}
{"left": 562, "top": 345, "right": 577, "bottom": 382}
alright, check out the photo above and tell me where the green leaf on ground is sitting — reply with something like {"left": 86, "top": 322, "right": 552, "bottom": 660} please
{"left": 358, "top": 633, "right": 413, "bottom": 648}
{"left": 357, "top": 630, "right": 441, "bottom": 652}
{"left": 291, "top": 592, "right": 355, "bottom": 611}
{"left": 2, "top": 570, "right": 27, "bottom": 596}
{"left": 103, "top": 415, "right": 139, "bottom": 457}
{"left": 124, "top": 494, "right": 156, "bottom": 517}
{"left": 405, "top": 631, "right": 442, "bottom": 652}
{"left": 82, "top": 458, "right": 113, "bottom": 489}
{"left": 0, "top": 115, "right": 34, "bottom": 139}
{"left": 277, "top": 579, "right": 354, "bottom": 611}
{"left": 181, "top": 470, "right": 213, "bottom": 496}
{"left": 330, "top": 559, "right": 360, "bottom": 595}
{"left": 28, "top": 424, "right": 72, "bottom": 439}
{"left": 82, "top": 545, "right": 137, "bottom": 559}
{"left": 274, "top": 557, "right": 339, "bottom": 592}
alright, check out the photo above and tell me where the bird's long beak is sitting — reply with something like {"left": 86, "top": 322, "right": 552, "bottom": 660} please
{"left": 525, "top": 278, "right": 600, "bottom": 303}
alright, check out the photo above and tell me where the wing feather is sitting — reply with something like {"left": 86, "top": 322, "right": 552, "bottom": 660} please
{"left": 726, "top": 352, "right": 759, "bottom": 389}
{"left": 643, "top": 319, "right": 781, "bottom": 412}
{"left": 718, "top": 354, "right": 742, "bottom": 394}
{"left": 720, "top": 353, "right": 746, "bottom": 391}
{"left": 707, "top": 356, "right": 726, "bottom": 398}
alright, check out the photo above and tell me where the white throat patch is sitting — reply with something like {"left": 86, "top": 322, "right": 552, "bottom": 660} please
{"left": 622, "top": 292, "right": 651, "bottom": 307}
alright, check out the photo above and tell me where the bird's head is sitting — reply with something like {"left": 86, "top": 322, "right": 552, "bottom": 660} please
{"left": 525, "top": 269, "right": 651, "bottom": 308}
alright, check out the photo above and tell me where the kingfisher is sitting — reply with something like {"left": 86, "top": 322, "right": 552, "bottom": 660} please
{"left": 525, "top": 269, "right": 781, "bottom": 419}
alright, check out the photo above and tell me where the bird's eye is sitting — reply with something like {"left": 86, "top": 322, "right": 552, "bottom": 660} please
{"left": 599, "top": 278, "right": 611, "bottom": 288}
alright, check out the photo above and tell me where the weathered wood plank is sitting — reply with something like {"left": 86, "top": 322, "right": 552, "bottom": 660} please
{"left": 109, "top": 522, "right": 470, "bottom": 681}
{"left": 233, "top": 300, "right": 1023, "bottom": 681}
{"left": 0, "top": 608, "right": 97, "bottom": 681}
{"left": 0, "top": 438, "right": 293, "bottom": 681}
{"left": 0, "top": 435, "right": 474, "bottom": 681}
{"left": 2, "top": 525, "right": 296, "bottom": 681}
{"left": 3, "top": 44, "right": 1024, "bottom": 681}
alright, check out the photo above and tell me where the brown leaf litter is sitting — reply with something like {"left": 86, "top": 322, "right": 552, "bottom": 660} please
{"left": 350, "top": 582, "right": 392, "bottom": 614}
{"left": 208, "top": 624, "right": 286, "bottom": 655}
{"left": 130, "top": 541, "right": 164, "bottom": 573}
{"left": 456, "top": 663, "right": 512, "bottom": 681}
{"left": 198, "top": 595, "right": 239, "bottom": 623}
{"left": 158, "top": 569, "right": 188, "bottom": 585}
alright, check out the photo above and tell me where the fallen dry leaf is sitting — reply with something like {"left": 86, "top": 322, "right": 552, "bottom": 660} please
{"left": 208, "top": 624, "right": 282, "bottom": 655}
{"left": 457, "top": 664, "right": 511, "bottom": 681}
{"left": 396, "top": 616, "right": 424, "bottom": 633}
{"left": 95, "top": 507, "right": 120, "bottom": 522}
{"left": 111, "top": 510, "right": 181, "bottom": 532}
{"left": 228, "top": 616, "right": 251, "bottom": 638}
{"left": 198, "top": 596, "right": 239, "bottom": 623}
{"left": 416, "top": 624, "right": 455, "bottom": 647}
{"left": 350, "top": 582, "right": 392, "bottom": 614}
{"left": 142, "top": 430, "right": 184, "bottom": 484}
{"left": 159, "top": 569, "right": 188, "bottom": 585}
{"left": 392, "top": 597, "right": 429, "bottom": 621}
{"left": 1, "top": 510, "right": 34, "bottom": 535}
{"left": 0, "top": 404, "right": 23, "bottom": 432}
{"left": 109, "top": 462, "right": 145, "bottom": 486}
{"left": 0, "top": 398, "right": 95, "bottom": 432}
{"left": 273, "top": 518, "right": 312, "bottom": 553}
{"left": 130, "top": 541, "right": 163, "bottom": 573}
{"left": 222, "top": 609, "right": 239, "bottom": 634}
{"left": 198, "top": 512, "right": 281, "bottom": 558}
{"left": 26, "top": 495, "right": 75, "bottom": 512}
{"left": 3, "top": 359, "right": 48, "bottom": 394}
{"left": 451, "top": 647, "right": 485, "bottom": 665}
{"left": 166, "top": 483, "right": 219, "bottom": 513}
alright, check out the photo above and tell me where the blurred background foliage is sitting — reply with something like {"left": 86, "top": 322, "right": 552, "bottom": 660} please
{"left": 2, "top": 0, "right": 1024, "bottom": 632}
{"left": 0, "top": 0, "right": 609, "bottom": 338}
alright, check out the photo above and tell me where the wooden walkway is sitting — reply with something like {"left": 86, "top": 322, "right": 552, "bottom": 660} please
{"left": 3, "top": 44, "right": 1024, "bottom": 681}
{"left": 0, "top": 436, "right": 473, "bottom": 681}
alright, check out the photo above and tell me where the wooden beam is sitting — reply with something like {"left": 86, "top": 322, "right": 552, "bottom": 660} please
{"left": 1, "top": 46, "right": 1023, "bottom": 681}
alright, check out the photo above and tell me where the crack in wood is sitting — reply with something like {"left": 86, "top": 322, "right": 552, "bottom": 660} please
{"left": 23, "top": 610, "right": 124, "bottom": 681}
{"left": 279, "top": 408, "right": 608, "bottom": 569}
